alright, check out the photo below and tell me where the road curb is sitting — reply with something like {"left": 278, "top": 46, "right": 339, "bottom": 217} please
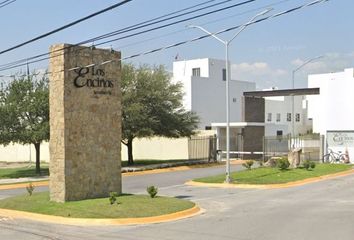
{"left": 186, "top": 169, "right": 354, "bottom": 189}
{"left": 122, "top": 163, "right": 221, "bottom": 176}
{"left": 0, "top": 205, "right": 202, "bottom": 226}
{"left": 0, "top": 162, "right": 230, "bottom": 190}
{"left": 0, "top": 160, "right": 246, "bottom": 190}
{"left": 0, "top": 181, "right": 49, "bottom": 190}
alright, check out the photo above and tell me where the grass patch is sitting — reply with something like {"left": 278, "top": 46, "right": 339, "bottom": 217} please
{"left": 0, "top": 192, "right": 195, "bottom": 218}
{"left": 0, "top": 166, "right": 49, "bottom": 179}
{"left": 0, "top": 160, "right": 190, "bottom": 179}
{"left": 195, "top": 164, "right": 353, "bottom": 185}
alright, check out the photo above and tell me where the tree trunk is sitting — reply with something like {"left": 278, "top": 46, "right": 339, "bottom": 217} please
{"left": 34, "top": 143, "right": 41, "bottom": 174}
{"left": 127, "top": 138, "right": 134, "bottom": 166}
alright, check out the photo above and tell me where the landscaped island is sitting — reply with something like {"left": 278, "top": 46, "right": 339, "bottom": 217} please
{"left": 0, "top": 192, "right": 195, "bottom": 218}
{"left": 194, "top": 163, "right": 352, "bottom": 185}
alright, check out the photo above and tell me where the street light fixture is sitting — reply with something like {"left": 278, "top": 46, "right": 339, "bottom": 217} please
{"left": 188, "top": 8, "right": 272, "bottom": 183}
{"left": 291, "top": 55, "right": 324, "bottom": 139}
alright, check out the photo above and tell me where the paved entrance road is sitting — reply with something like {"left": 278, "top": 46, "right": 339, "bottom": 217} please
{"left": 0, "top": 164, "right": 243, "bottom": 199}
{"left": 1, "top": 164, "right": 354, "bottom": 240}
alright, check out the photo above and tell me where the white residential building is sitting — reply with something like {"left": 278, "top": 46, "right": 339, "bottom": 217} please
{"left": 173, "top": 58, "right": 312, "bottom": 136}
{"left": 173, "top": 58, "right": 314, "bottom": 158}
{"left": 173, "top": 58, "right": 256, "bottom": 129}
{"left": 265, "top": 95, "right": 312, "bottom": 137}
{"left": 308, "top": 68, "right": 354, "bottom": 160}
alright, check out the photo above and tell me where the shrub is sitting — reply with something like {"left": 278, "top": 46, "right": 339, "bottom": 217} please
{"left": 242, "top": 160, "right": 254, "bottom": 170}
{"left": 303, "top": 160, "right": 316, "bottom": 170}
{"left": 303, "top": 160, "right": 310, "bottom": 170}
{"left": 26, "top": 182, "right": 35, "bottom": 196}
{"left": 146, "top": 185, "right": 158, "bottom": 198}
{"left": 109, "top": 192, "right": 119, "bottom": 205}
{"left": 276, "top": 158, "right": 290, "bottom": 170}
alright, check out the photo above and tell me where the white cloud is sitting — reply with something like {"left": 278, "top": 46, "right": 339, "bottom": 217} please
{"left": 299, "top": 61, "right": 327, "bottom": 73}
{"left": 291, "top": 52, "right": 354, "bottom": 73}
{"left": 291, "top": 58, "right": 304, "bottom": 66}
{"left": 286, "top": 52, "right": 354, "bottom": 88}
{"left": 231, "top": 61, "right": 288, "bottom": 89}
{"left": 275, "top": 69, "right": 287, "bottom": 75}
{"left": 232, "top": 62, "right": 287, "bottom": 76}
{"left": 348, "top": 52, "right": 354, "bottom": 58}
{"left": 227, "top": 52, "right": 354, "bottom": 90}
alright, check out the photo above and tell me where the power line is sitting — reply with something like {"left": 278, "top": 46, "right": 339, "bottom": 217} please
{"left": 80, "top": 0, "right": 259, "bottom": 47}
{"left": 0, "top": 0, "right": 16, "bottom": 9}
{"left": 1, "top": 0, "right": 329, "bottom": 79}
{"left": 0, "top": 0, "right": 248, "bottom": 70}
{"left": 0, "top": 0, "right": 14, "bottom": 6}
{"left": 81, "top": 0, "right": 248, "bottom": 45}
{"left": 91, "top": 0, "right": 221, "bottom": 42}
{"left": 0, "top": 0, "right": 133, "bottom": 55}
{"left": 72, "top": 0, "right": 332, "bottom": 65}
{"left": 0, "top": 0, "right": 11, "bottom": 4}
{"left": 200, "top": 0, "right": 291, "bottom": 26}
{"left": 0, "top": 0, "right": 329, "bottom": 74}
{"left": 112, "top": 0, "right": 292, "bottom": 51}
{"left": 123, "top": 0, "right": 329, "bottom": 60}
{"left": 0, "top": 0, "right": 258, "bottom": 71}
{"left": 1, "top": 0, "right": 291, "bottom": 71}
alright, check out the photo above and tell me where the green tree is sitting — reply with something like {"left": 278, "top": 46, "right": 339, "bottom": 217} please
{"left": 0, "top": 74, "right": 49, "bottom": 174}
{"left": 121, "top": 64, "right": 198, "bottom": 165}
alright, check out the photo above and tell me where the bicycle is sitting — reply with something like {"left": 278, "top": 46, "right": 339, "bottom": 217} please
{"left": 323, "top": 149, "right": 348, "bottom": 163}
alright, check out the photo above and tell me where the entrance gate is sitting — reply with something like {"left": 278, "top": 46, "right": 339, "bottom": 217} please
{"left": 263, "top": 135, "right": 325, "bottom": 162}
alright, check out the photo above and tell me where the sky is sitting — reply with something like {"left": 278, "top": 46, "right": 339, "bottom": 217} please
{"left": 0, "top": 0, "right": 353, "bottom": 89}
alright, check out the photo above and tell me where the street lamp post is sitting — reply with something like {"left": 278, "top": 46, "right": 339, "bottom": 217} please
{"left": 188, "top": 9, "right": 272, "bottom": 183}
{"left": 291, "top": 55, "right": 323, "bottom": 140}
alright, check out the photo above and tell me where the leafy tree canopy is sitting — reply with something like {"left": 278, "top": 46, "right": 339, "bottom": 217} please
{"left": 121, "top": 63, "right": 198, "bottom": 164}
{"left": 0, "top": 74, "right": 49, "bottom": 173}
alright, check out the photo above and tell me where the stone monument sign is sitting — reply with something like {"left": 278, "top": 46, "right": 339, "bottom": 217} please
{"left": 49, "top": 44, "right": 121, "bottom": 202}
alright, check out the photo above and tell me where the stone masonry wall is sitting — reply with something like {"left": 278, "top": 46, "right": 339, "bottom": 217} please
{"left": 49, "top": 44, "right": 121, "bottom": 202}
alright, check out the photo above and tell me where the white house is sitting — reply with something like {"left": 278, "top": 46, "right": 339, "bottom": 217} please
{"left": 173, "top": 58, "right": 255, "bottom": 129}
{"left": 307, "top": 68, "right": 354, "bottom": 160}
{"left": 173, "top": 58, "right": 314, "bottom": 158}
{"left": 265, "top": 94, "right": 312, "bottom": 137}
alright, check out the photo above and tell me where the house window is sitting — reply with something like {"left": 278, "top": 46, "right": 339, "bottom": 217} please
{"left": 296, "top": 113, "right": 300, "bottom": 122}
{"left": 267, "top": 113, "right": 272, "bottom": 122}
{"left": 276, "top": 113, "right": 281, "bottom": 122}
{"left": 287, "top": 113, "right": 291, "bottom": 122}
{"left": 232, "top": 98, "right": 237, "bottom": 103}
{"left": 222, "top": 68, "right": 226, "bottom": 81}
{"left": 192, "top": 68, "right": 200, "bottom": 77}
{"left": 277, "top": 130, "right": 283, "bottom": 136}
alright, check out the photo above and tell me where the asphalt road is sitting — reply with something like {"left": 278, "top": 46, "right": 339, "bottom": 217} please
{"left": 0, "top": 164, "right": 243, "bottom": 199}
{"left": 1, "top": 164, "right": 354, "bottom": 240}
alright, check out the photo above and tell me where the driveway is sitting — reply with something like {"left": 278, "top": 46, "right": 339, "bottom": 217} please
{"left": 1, "top": 164, "right": 354, "bottom": 240}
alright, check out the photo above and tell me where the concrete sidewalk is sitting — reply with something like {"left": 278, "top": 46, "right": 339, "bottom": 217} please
{"left": 0, "top": 176, "right": 48, "bottom": 185}
{"left": 121, "top": 159, "right": 219, "bottom": 172}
